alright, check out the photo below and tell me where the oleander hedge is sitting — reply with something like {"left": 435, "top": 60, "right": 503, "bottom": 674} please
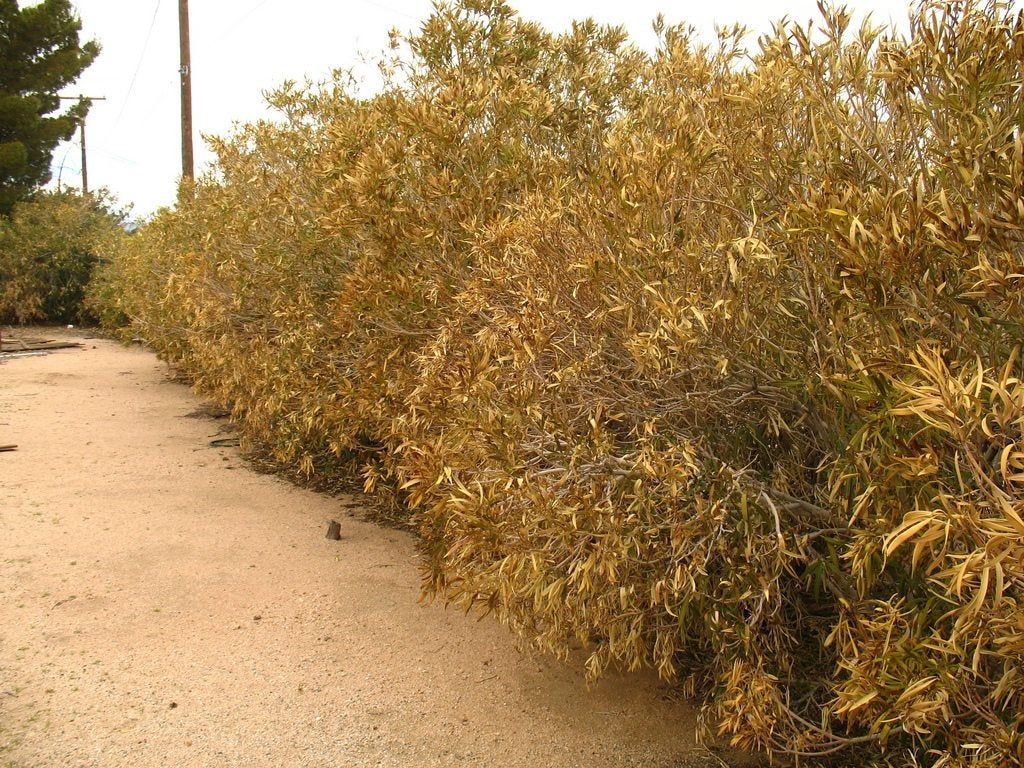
{"left": 90, "top": 2, "right": 1024, "bottom": 764}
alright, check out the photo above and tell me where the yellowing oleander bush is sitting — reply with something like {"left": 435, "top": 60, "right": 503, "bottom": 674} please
{"left": 0, "top": 190, "right": 124, "bottom": 324}
{"left": 92, "top": 1, "right": 1024, "bottom": 764}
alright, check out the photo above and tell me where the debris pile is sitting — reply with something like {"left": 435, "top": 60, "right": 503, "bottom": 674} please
{"left": 0, "top": 333, "right": 83, "bottom": 358}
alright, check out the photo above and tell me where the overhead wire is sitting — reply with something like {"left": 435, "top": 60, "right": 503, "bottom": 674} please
{"left": 111, "top": 0, "right": 163, "bottom": 134}
{"left": 353, "top": 0, "right": 419, "bottom": 21}
{"left": 218, "top": 0, "right": 273, "bottom": 42}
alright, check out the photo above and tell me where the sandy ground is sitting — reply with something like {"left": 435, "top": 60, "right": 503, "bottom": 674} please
{"left": 0, "top": 332, "right": 728, "bottom": 768}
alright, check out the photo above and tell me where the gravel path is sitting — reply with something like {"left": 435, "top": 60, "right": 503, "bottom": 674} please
{"left": 0, "top": 332, "right": 719, "bottom": 768}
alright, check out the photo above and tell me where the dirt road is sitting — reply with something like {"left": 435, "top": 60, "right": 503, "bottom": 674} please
{"left": 0, "top": 333, "right": 714, "bottom": 768}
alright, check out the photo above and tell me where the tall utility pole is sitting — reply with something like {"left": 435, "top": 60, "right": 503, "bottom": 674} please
{"left": 57, "top": 95, "right": 105, "bottom": 194}
{"left": 80, "top": 117, "right": 88, "bottom": 192}
{"left": 178, "top": 0, "right": 193, "bottom": 181}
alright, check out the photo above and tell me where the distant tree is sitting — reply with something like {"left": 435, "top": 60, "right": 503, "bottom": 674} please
{"left": 0, "top": 189, "right": 124, "bottom": 324}
{"left": 0, "top": 0, "right": 99, "bottom": 216}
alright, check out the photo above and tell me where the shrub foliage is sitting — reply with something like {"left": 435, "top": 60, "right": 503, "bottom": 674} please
{"left": 0, "top": 190, "right": 123, "bottom": 324}
{"left": 92, "top": 2, "right": 1024, "bottom": 763}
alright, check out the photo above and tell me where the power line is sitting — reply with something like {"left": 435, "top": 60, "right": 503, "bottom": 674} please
{"left": 56, "top": 141, "right": 76, "bottom": 190}
{"left": 112, "top": 1, "right": 162, "bottom": 134}
{"left": 140, "top": 75, "right": 177, "bottom": 135}
{"left": 57, "top": 95, "right": 106, "bottom": 193}
{"left": 354, "top": 0, "right": 419, "bottom": 21}
{"left": 219, "top": 0, "right": 273, "bottom": 41}
{"left": 94, "top": 148, "right": 140, "bottom": 166}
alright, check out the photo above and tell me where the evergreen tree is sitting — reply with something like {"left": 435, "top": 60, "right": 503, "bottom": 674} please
{"left": 0, "top": 0, "right": 98, "bottom": 216}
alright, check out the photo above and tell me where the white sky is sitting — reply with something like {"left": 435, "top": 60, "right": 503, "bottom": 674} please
{"left": 49, "top": 0, "right": 914, "bottom": 218}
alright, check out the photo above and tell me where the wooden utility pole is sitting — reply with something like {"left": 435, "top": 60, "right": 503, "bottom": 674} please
{"left": 79, "top": 118, "right": 88, "bottom": 193}
{"left": 178, "top": 0, "right": 193, "bottom": 180}
{"left": 57, "top": 95, "right": 105, "bottom": 194}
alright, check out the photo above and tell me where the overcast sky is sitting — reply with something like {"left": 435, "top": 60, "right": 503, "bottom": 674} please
{"left": 51, "top": 0, "right": 915, "bottom": 218}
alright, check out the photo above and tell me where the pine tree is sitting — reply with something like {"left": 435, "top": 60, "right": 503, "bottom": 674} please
{"left": 0, "top": 0, "right": 99, "bottom": 216}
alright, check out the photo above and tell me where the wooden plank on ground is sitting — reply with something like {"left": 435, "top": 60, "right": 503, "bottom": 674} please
{"left": 0, "top": 339, "right": 82, "bottom": 352}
